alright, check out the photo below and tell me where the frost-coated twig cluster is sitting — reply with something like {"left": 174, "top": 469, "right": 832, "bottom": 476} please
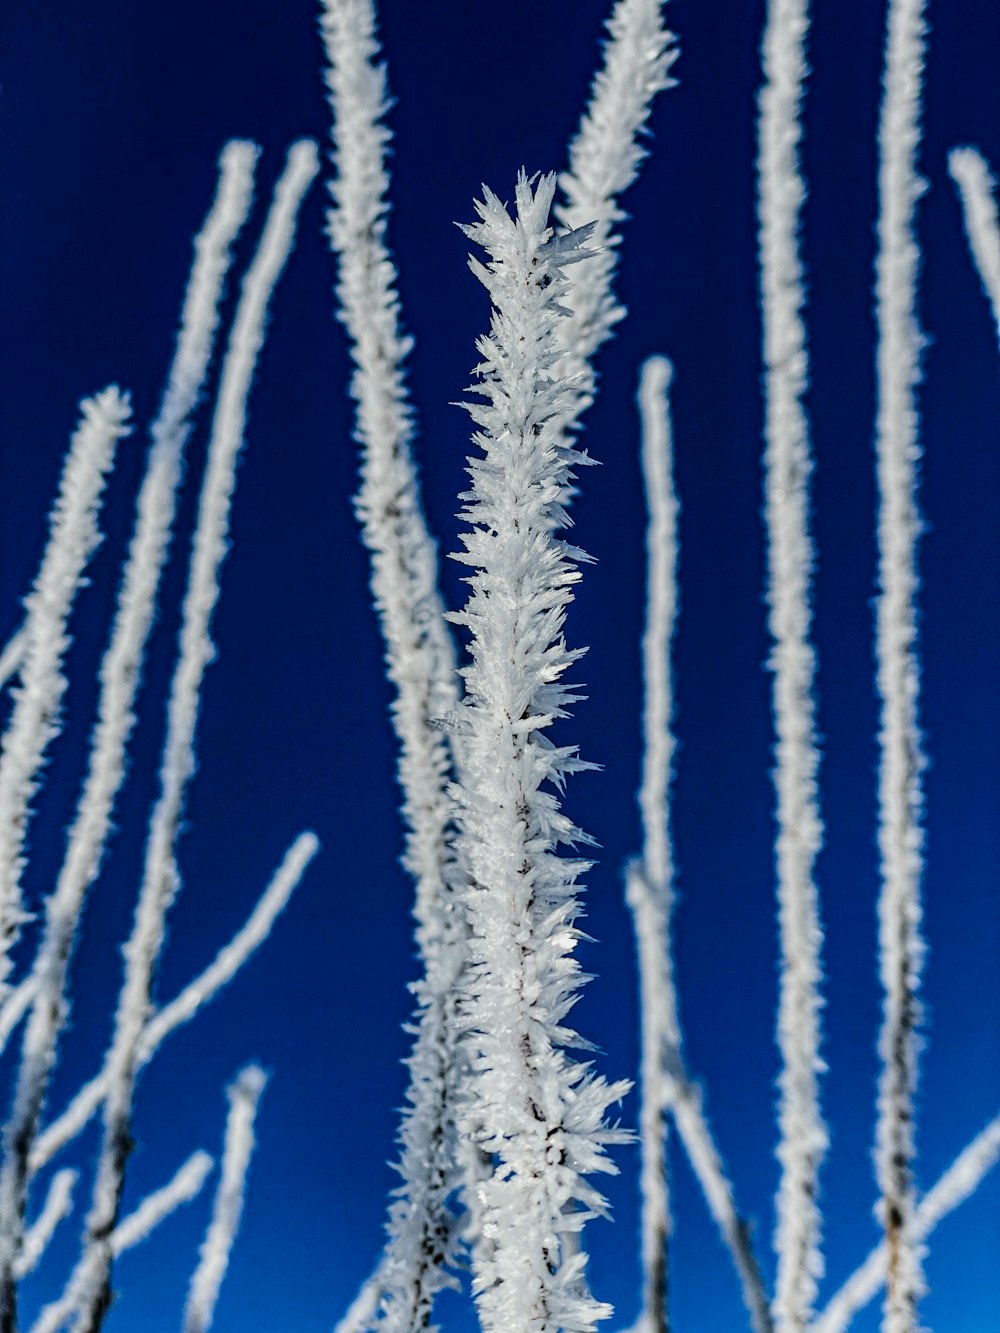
{"left": 0, "top": 138, "right": 320, "bottom": 1331}
{"left": 3, "top": 1, "right": 999, "bottom": 1331}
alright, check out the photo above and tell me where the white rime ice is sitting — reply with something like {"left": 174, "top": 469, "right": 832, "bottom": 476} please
{"left": 109, "top": 1151, "right": 214, "bottom": 1255}
{"left": 0, "top": 388, "right": 130, "bottom": 1007}
{"left": 625, "top": 360, "right": 772, "bottom": 1333}
{"left": 0, "top": 979, "right": 37, "bottom": 1062}
{"left": 556, "top": 0, "right": 677, "bottom": 419}
{"left": 450, "top": 173, "right": 630, "bottom": 1333}
{"left": 68, "top": 141, "right": 318, "bottom": 1333}
{"left": 29, "top": 1152, "right": 213, "bottom": 1333}
{"left": 320, "top": 3, "right": 467, "bottom": 1327}
{"left": 756, "top": 1, "right": 827, "bottom": 1328}
{"left": 16, "top": 1170, "right": 77, "bottom": 1279}
{"left": 813, "top": 1112, "right": 1000, "bottom": 1333}
{"left": 626, "top": 357, "right": 678, "bottom": 1333}
{"left": 28, "top": 832, "right": 317, "bottom": 1176}
{"left": 872, "top": 0, "right": 929, "bottom": 1327}
{"left": 0, "top": 141, "right": 257, "bottom": 1327}
{"left": 0, "top": 633, "right": 24, "bottom": 693}
{"left": 182, "top": 1068, "right": 266, "bottom": 1333}
{"left": 948, "top": 148, "right": 1000, "bottom": 346}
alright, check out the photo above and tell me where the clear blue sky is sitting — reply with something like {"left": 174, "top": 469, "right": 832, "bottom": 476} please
{"left": 0, "top": 2, "right": 998, "bottom": 1331}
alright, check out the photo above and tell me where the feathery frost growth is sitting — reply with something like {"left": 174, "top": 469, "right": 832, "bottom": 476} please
{"left": 0, "top": 142, "right": 258, "bottom": 1326}
{"left": 948, "top": 148, "right": 1000, "bottom": 343}
{"left": 755, "top": 1, "right": 827, "bottom": 1327}
{"left": 555, "top": 0, "right": 677, "bottom": 417}
{"left": 69, "top": 141, "right": 318, "bottom": 1333}
{"left": 872, "top": 0, "right": 930, "bottom": 1325}
{"left": 0, "top": 388, "right": 131, "bottom": 1009}
{"left": 320, "top": 0, "right": 466, "bottom": 1323}
{"left": 625, "top": 359, "right": 772, "bottom": 1333}
{"left": 449, "top": 172, "right": 630, "bottom": 1333}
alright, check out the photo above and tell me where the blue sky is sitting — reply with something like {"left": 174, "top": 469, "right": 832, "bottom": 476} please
{"left": 0, "top": 2, "right": 998, "bottom": 1331}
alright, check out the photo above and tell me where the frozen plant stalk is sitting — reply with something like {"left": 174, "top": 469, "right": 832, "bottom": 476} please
{"left": 320, "top": 2, "right": 467, "bottom": 1324}
{"left": 183, "top": 1068, "right": 267, "bottom": 1333}
{"left": 756, "top": 0, "right": 827, "bottom": 1328}
{"left": 872, "top": 0, "right": 930, "bottom": 1327}
{"left": 556, "top": 0, "right": 677, "bottom": 416}
{"left": 627, "top": 356, "right": 680, "bottom": 1333}
{"left": 451, "top": 172, "right": 629, "bottom": 1333}
{"left": 0, "top": 389, "right": 130, "bottom": 1008}
{"left": 948, "top": 148, "right": 1000, "bottom": 345}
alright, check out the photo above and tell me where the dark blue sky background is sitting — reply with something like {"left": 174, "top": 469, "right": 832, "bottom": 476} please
{"left": 0, "top": 2, "right": 998, "bottom": 1330}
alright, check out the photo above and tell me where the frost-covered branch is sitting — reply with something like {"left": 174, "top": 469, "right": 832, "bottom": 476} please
{"left": 948, "top": 148, "right": 1000, "bottom": 346}
{"left": 813, "top": 1113, "right": 1000, "bottom": 1333}
{"left": 182, "top": 1068, "right": 266, "bottom": 1333}
{"left": 556, "top": 0, "right": 677, "bottom": 417}
{"left": 872, "top": 1, "right": 929, "bottom": 1326}
{"left": 756, "top": 2, "right": 827, "bottom": 1327}
{"left": 626, "top": 361, "right": 771, "bottom": 1333}
{"left": 15, "top": 1170, "right": 77, "bottom": 1280}
{"left": 0, "top": 633, "right": 24, "bottom": 693}
{"left": 28, "top": 1153, "right": 213, "bottom": 1333}
{"left": 0, "top": 388, "right": 130, "bottom": 1009}
{"left": 668, "top": 1080, "right": 773, "bottom": 1333}
{"left": 29, "top": 831, "right": 316, "bottom": 1176}
{"left": 68, "top": 141, "right": 318, "bottom": 1333}
{"left": 0, "top": 978, "right": 37, "bottom": 1061}
{"left": 320, "top": 4, "right": 468, "bottom": 1325}
{"left": 110, "top": 1152, "right": 214, "bottom": 1255}
{"left": 450, "top": 173, "right": 630, "bottom": 1333}
{"left": 0, "top": 142, "right": 257, "bottom": 1333}
{"left": 626, "top": 356, "right": 679, "bottom": 1333}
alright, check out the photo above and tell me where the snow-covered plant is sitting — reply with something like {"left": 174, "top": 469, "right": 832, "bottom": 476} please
{"left": 0, "top": 137, "right": 320, "bottom": 1333}
{"left": 447, "top": 172, "right": 630, "bottom": 1333}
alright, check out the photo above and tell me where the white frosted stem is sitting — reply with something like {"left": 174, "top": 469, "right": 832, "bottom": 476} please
{"left": 110, "top": 1152, "right": 214, "bottom": 1255}
{"left": 0, "top": 142, "right": 258, "bottom": 1328}
{"left": 813, "top": 1114, "right": 1000, "bottom": 1333}
{"left": 452, "top": 173, "right": 630, "bottom": 1333}
{"left": 333, "top": 1264, "right": 384, "bottom": 1333}
{"left": 757, "top": 2, "right": 827, "bottom": 1328}
{"left": 182, "top": 1068, "right": 266, "bottom": 1333}
{"left": 669, "top": 1081, "right": 773, "bottom": 1333}
{"left": 0, "top": 978, "right": 37, "bottom": 1061}
{"left": 0, "top": 388, "right": 130, "bottom": 1005}
{"left": 68, "top": 141, "right": 318, "bottom": 1333}
{"left": 556, "top": 0, "right": 677, "bottom": 418}
{"left": 141, "top": 831, "right": 317, "bottom": 1056}
{"left": 627, "top": 358, "right": 771, "bottom": 1333}
{"left": 28, "top": 1153, "right": 213, "bottom": 1333}
{"left": 636, "top": 357, "right": 678, "bottom": 896}
{"left": 29, "top": 830, "right": 315, "bottom": 1176}
{"left": 320, "top": 5, "right": 468, "bottom": 1325}
{"left": 872, "top": 1, "right": 929, "bottom": 1327}
{"left": 628, "top": 356, "right": 679, "bottom": 1333}
{"left": 15, "top": 1171, "right": 77, "bottom": 1279}
{"left": 948, "top": 148, "right": 1000, "bottom": 346}
{"left": 0, "top": 633, "right": 24, "bottom": 692}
